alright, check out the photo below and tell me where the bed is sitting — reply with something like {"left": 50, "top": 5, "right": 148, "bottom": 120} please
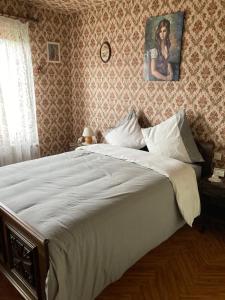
{"left": 0, "top": 142, "right": 213, "bottom": 300}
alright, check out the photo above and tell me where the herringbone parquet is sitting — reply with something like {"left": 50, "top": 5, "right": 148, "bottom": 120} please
{"left": 1, "top": 223, "right": 225, "bottom": 300}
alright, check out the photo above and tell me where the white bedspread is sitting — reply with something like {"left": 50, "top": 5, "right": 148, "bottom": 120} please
{"left": 1, "top": 145, "right": 200, "bottom": 299}
{"left": 77, "top": 144, "right": 201, "bottom": 226}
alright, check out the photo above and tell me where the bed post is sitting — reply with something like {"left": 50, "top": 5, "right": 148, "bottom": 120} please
{"left": 0, "top": 204, "right": 49, "bottom": 300}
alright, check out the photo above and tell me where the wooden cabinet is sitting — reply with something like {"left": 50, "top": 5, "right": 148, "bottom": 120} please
{"left": 199, "top": 178, "right": 225, "bottom": 228}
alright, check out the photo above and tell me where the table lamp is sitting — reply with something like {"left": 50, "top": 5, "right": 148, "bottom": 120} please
{"left": 82, "top": 127, "right": 94, "bottom": 144}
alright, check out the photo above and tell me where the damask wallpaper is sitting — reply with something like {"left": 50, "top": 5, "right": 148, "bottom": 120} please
{"left": 71, "top": 0, "right": 225, "bottom": 165}
{"left": 29, "top": 7, "right": 73, "bottom": 156}
{"left": 0, "top": 0, "right": 225, "bottom": 165}
{"left": 0, "top": 0, "right": 73, "bottom": 156}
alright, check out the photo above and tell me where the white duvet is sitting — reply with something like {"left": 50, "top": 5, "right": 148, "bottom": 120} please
{"left": 77, "top": 144, "right": 201, "bottom": 226}
{"left": 0, "top": 144, "right": 201, "bottom": 299}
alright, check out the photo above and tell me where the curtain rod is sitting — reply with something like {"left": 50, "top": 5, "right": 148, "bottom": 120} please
{"left": 0, "top": 12, "right": 38, "bottom": 23}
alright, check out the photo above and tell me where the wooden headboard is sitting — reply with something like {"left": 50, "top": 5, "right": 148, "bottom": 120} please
{"left": 196, "top": 141, "right": 214, "bottom": 178}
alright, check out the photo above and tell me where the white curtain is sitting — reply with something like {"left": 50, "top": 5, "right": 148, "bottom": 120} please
{"left": 0, "top": 17, "right": 39, "bottom": 166}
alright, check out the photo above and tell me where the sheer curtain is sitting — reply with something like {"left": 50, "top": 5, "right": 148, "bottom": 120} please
{"left": 0, "top": 17, "right": 39, "bottom": 166}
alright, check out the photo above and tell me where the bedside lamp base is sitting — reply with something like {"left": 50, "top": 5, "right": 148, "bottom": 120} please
{"left": 85, "top": 136, "right": 92, "bottom": 144}
{"left": 208, "top": 175, "right": 222, "bottom": 183}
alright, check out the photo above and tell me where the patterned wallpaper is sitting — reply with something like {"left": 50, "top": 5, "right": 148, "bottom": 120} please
{"left": 0, "top": 0, "right": 73, "bottom": 156}
{"left": 1, "top": 0, "right": 225, "bottom": 165}
{"left": 71, "top": 0, "right": 225, "bottom": 165}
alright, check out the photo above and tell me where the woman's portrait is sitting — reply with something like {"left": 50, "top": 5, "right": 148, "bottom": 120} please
{"left": 144, "top": 12, "right": 184, "bottom": 81}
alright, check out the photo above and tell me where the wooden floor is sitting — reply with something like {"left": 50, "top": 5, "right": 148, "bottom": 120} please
{"left": 1, "top": 223, "right": 225, "bottom": 300}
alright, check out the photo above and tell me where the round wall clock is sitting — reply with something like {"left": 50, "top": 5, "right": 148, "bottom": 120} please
{"left": 100, "top": 41, "right": 111, "bottom": 63}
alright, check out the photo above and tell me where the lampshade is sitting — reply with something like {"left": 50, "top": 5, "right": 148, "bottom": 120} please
{"left": 82, "top": 127, "right": 94, "bottom": 137}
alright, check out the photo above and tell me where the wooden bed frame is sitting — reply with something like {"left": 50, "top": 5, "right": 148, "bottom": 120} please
{"left": 0, "top": 204, "right": 49, "bottom": 299}
{"left": 0, "top": 141, "right": 214, "bottom": 300}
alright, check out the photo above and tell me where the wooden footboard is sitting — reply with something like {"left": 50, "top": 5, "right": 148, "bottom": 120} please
{"left": 0, "top": 204, "right": 49, "bottom": 300}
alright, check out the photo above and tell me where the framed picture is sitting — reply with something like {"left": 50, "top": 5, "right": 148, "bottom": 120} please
{"left": 47, "top": 42, "right": 61, "bottom": 63}
{"left": 144, "top": 11, "right": 184, "bottom": 81}
{"left": 100, "top": 41, "right": 111, "bottom": 63}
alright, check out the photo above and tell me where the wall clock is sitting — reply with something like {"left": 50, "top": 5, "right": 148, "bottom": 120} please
{"left": 100, "top": 41, "right": 111, "bottom": 63}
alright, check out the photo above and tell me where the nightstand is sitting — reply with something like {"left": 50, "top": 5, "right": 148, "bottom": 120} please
{"left": 69, "top": 142, "right": 93, "bottom": 151}
{"left": 198, "top": 178, "right": 225, "bottom": 229}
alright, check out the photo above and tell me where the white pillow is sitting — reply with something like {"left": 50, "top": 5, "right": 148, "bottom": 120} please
{"left": 142, "top": 110, "right": 204, "bottom": 163}
{"left": 104, "top": 111, "right": 145, "bottom": 149}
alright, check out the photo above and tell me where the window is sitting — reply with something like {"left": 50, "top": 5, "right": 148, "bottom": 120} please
{"left": 0, "top": 17, "right": 39, "bottom": 166}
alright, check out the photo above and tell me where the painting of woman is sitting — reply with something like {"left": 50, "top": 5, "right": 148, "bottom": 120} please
{"left": 144, "top": 12, "right": 184, "bottom": 81}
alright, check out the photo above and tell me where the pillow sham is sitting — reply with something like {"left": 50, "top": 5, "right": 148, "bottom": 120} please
{"left": 104, "top": 111, "right": 145, "bottom": 149}
{"left": 141, "top": 110, "right": 204, "bottom": 163}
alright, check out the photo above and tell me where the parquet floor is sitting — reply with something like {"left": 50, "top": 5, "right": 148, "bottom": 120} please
{"left": 1, "top": 223, "right": 225, "bottom": 300}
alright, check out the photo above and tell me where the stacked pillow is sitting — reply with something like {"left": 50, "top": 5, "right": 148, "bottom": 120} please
{"left": 141, "top": 110, "right": 203, "bottom": 163}
{"left": 104, "top": 110, "right": 203, "bottom": 163}
{"left": 104, "top": 111, "right": 145, "bottom": 149}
